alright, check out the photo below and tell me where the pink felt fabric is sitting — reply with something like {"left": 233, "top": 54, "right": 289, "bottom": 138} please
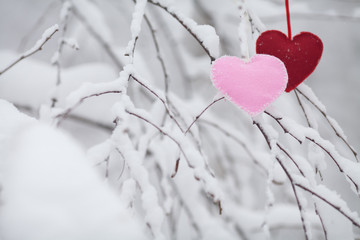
{"left": 211, "top": 55, "right": 288, "bottom": 116}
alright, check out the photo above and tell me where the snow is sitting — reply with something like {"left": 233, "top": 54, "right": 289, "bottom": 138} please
{"left": 267, "top": 108, "right": 360, "bottom": 194}
{"left": 236, "top": 1, "right": 250, "bottom": 60}
{"left": 0, "top": 101, "right": 146, "bottom": 240}
{"left": 293, "top": 175, "right": 360, "bottom": 227}
{"left": 120, "top": 179, "right": 137, "bottom": 208}
{"left": 1, "top": 1, "right": 359, "bottom": 239}
{"left": 297, "top": 84, "right": 326, "bottom": 112}
{"left": 111, "top": 124, "right": 165, "bottom": 240}
{"left": 192, "top": 24, "right": 220, "bottom": 58}
{"left": 125, "top": 0, "right": 147, "bottom": 58}
{"left": 51, "top": 50, "right": 60, "bottom": 64}
{"left": 23, "top": 24, "right": 59, "bottom": 56}
{"left": 64, "top": 80, "right": 122, "bottom": 109}
{"left": 307, "top": 142, "right": 326, "bottom": 174}
{"left": 60, "top": 1, "right": 72, "bottom": 23}
{"left": 63, "top": 37, "right": 80, "bottom": 50}
{"left": 327, "top": 115, "right": 347, "bottom": 140}
{"left": 0, "top": 99, "right": 36, "bottom": 139}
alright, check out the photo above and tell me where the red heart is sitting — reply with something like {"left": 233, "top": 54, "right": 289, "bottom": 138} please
{"left": 256, "top": 30, "right": 323, "bottom": 92}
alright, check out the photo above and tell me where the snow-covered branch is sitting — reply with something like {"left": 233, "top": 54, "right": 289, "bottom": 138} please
{"left": 148, "top": 0, "right": 219, "bottom": 62}
{"left": 0, "top": 24, "right": 58, "bottom": 76}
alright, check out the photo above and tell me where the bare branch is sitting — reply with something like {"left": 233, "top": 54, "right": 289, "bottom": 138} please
{"left": 185, "top": 96, "right": 225, "bottom": 134}
{"left": 131, "top": 74, "right": 185, "bottom": 132}
{"left": 56, "top": 90, "right": 121, "bottom": 126}
{"left": 148, "top": 0, "right": 216, "bottom": 62}
{"left": 72, "top": 6, "right": 124, "bottom": 70}
{"left": 0, "top": 25, "right": 59, "bottom": 76}
{"left": 17, "top": 0, "right": 59, "bottom": 51}
{"left": 264, "top": 111, "right": 302, "bottom": 144}
{"left": 294, "top": 90, "right": 312, "bottom": 128}
{"left": 143, "top": 14, "right": 170, "bottom": 100}
{"left": 199, "top": 118, "right": 267, "bottom": 175}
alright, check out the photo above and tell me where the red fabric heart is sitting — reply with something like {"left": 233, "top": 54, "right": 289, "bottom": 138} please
{"left": 256, "top": 30, "right": 323, "bottom": 92}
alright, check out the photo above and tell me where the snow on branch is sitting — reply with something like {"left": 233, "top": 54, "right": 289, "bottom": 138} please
{"left": 125, "top": 0, "right": 148, "bottom": 60}
{"left": 123, "top": 106, "right": 224, "bottom": 213}
{"left": 51, "top": 1, "right": 77, "bottom": 107}
{"left": 114, "top": 134, "right": 165, "bottom": 240}
{"left": 296, "top": 84, "right": 358, "bottom": 162}
{"left": 130, "top": 73, "right": 185, "bottom": 132}
{"left": 55, "top": 65, "right": 133, "bottom": 124}
{"left": 265, "top": 109, "right": 360, "bottom": 196}
{"left": 293, "top": 176, "right": 360, "bottom": 228}
{"left": 185, "top": 96, "right": 225, "bottom": 134}
{"left": 71, "top": 2, "right": 124, "bottom": 70}
{"left": 148, "top": 0, "right": 219, "bottom": 62}
{"left": 253, "top": 117, "right": 312, "bottom": 240}
{"left": 0, "top": 24, "right": 58, "bottom": 76}
{"left": 143, "top": 14, "right": 170, "bottom": 98}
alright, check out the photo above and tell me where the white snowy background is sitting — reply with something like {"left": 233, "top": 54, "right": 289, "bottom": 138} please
{"left": 0, "top": 0, "right": 359, "bottom": 240}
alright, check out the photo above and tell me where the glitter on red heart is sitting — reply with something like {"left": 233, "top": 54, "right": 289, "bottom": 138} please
{"left": 256, "top": 30, "right": 323, "bottom": 92}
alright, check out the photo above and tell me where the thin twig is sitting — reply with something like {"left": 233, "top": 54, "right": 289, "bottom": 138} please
{"left": 131, "top": 75, "right": 185, "bottom": 132}
{"left": 295, "top": 183, "right": 360, "bottom": 228}
{"left": 151, "top": 10, "right": 193, "bottom": 96}
{"left": 171, "top": 156, "right": 180, "bottom": 178}
{"left": 56, "top": 90, "right": 121, "bottom": 126}
{"left": 168, "top": 180, "right": 202, "bottom": 238}
{"left": 0, "top": 25, "right": 59, "bottom": 76}
{"left": 264, "top": 111, "right": 302, "bottom": 144}
{"left": 253, "top": 120, "right": 310, "bottom": 240}
{"left": 131, "top": 72, "right": 216, "bottom": 179}
{"left": 185, "top": 97, "right": 225, "bottom": 134}
{"left": 295, "top": 88, "right": 358, "bottom": 162}
{"left": 275, "top": 142, "right": 328, "bottom": 240}
{"left": 52, "top": 1, "right": 74, "bottom": 107}
{"left": 125, "top": 109, "right": 223, "bottom": 213}
{"left": 294, "top": 90, "right": 312, "bottom": 128}
{"left": 17, "top": 0, "right": 58, "bottom": 51}
{"left": 148, "top": 0, "right": 216, "bottom": 62}
{"left": 199, "top": 118, "right": 267, "bottom": 175}
{"left": 72, "top": 6, "right": 123, "bottom": 70}
{"left": 265, "top": 110, "right": 360, "bottom": 196}
{"left": 143, "top": 14, "right": 170, "bottom": 100}
{"left": 14, "top": 103, "right": 114, "bottom": 131}
{"left": 306, "top": 137, "right": 359, "bottom": 195}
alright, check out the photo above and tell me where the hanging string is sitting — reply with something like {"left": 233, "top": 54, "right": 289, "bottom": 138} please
{"left": 285, "top": 0, "right": 292, "bottom": 39}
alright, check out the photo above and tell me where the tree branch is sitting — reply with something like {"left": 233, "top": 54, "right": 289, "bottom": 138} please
{"left": 0, "top": 25, "right": 59, "bottom": 76}
{"left": 295, "top": 88, "right": 358, "bottom": 162}
{"left": 148, "top": 0, "right": 216, "bottom": 62}
{"left": 185, "top": 96, "right": 225, "bottom": 134}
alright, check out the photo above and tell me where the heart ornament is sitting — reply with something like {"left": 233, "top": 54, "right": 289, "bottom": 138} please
{"left": 256, "top": 30, "right": 323, "bottom": 92}
{"left": 211, "top": 55, "right": 288, "bottom": 116}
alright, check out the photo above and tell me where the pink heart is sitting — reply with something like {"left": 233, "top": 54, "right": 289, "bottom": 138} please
{"left": 211, "top": 55, "right": 288, "bottom": 116}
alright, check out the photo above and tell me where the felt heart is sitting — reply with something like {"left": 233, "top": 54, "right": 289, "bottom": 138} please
{"left": 256, "top": 30, "right": 323, "bottom": 92}
{"left": 211, "top": 55, "right": 288, "bottom": 116}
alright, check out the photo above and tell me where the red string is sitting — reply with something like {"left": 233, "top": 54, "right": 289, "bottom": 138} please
{"left": 285, "top": 0, "right": 292, "bottom": 39}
